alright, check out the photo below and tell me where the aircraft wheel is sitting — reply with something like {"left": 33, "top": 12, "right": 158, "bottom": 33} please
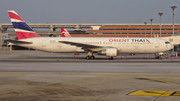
{"left": 93, "top": 56, "right": 95, "bottom": 59}
{"left": 159, "top": 56, "right": 162, "bottom": 60}
{"left": 109, "top": 57, "right": 113, "bottom": 60}
{"left": 155, "top": 56, "right": 159, "bottom": 59}
{"left": 86, "top": 56, "right": 90, "bottom": 60}
{"left": 91, "top": 56, "right": 95, "bottom": 60}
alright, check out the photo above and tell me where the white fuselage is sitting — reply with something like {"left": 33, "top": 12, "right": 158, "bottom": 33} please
{"left": 18, "top": 37, "right": 173, "bottom": 54}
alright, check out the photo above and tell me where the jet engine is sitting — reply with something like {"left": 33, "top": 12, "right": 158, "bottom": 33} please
{"left": 97, "top": 48, "right": 118, "bottom": 57}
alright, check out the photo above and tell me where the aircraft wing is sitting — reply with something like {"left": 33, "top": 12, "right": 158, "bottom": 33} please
{"left": 6, "top": 39, "right": 33, "bottom": 44}
{"left": 59, "top": 41, "right": 112, "bottom": 52}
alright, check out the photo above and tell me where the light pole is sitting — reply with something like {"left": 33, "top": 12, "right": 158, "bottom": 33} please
{"left": 144, "top": 22, "right": 147, "bottom": 37}
{"left": 150, "top": 18, "right": 153, "bottom": 38}
{"left": 171, "top": 4, "right": 177, "bottom": 55}
{"left": 158, "top": 12, "right": 163, "bottom": 37}
{"left": 171, "top": 5, "right": 177, "bottom": 36}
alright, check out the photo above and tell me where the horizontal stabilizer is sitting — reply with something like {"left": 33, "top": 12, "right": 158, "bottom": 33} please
{"left": 6, "top": 39, "right": 33, "bottom": 44}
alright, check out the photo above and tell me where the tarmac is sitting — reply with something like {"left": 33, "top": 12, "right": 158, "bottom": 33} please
{"left": 0, "top": 50, "right": 180, "bottom": 101}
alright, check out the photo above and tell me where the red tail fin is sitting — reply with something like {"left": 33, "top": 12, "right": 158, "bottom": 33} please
{"left": 61, "top": 28, "right": 72, "bottom": 37}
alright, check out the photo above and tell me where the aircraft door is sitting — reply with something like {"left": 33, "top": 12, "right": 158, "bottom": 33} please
{"left": 42, "top": 40, "right": 46, "bottom": 47}
{"left": 155, "top": 40, "right": 159, "bottom": 52}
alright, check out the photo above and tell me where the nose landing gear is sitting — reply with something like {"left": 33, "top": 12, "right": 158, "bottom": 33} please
{"left": 155, "top": 53, "right": 168, "bottom": 60}
{"left": 108, "top": 57, "right": 114, "bottom": 60}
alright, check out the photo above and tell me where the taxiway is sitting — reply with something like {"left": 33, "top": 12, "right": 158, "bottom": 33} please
{"left": 0, "top": 50, "right": 180, "bottom": 101}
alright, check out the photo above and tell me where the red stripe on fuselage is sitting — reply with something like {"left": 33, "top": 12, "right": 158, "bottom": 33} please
{"left": 8, "top": 12, "right": 24, "bottom": 22}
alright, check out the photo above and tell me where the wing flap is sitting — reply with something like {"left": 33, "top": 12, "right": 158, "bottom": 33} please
{"left": 59, "top": 41, "right": 101, "bottom": 48}
{"left": 59, "top": 41, "right": 113, "bottom": 52}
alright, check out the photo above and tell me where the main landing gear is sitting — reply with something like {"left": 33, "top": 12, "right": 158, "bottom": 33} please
{"left": 86, "top": 52, "right": 95, "bottom": 60}
{"left": 108, "top": 57, "right": 114, "bottom": 60}
{"left": 155, "top": 53, "right": 162, "bottom": 60}
{"left": 86, "top": 56, "right": 95, "bottom": 60}
{"left": 155, "top": 56, "right": 162, "bottom": 60}
{"left": 85, "top": 52, "right": 114, "bottom": 60}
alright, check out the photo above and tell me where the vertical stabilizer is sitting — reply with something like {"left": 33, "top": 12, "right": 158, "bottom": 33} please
{"left": 8, "top": 10, "right": 40, "bottom": 40}
{"left": 61, "top": 28, "right": 72, "bottom": 37}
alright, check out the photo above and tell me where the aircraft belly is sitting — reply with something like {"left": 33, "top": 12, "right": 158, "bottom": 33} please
{"left": 120, "top": 44, "right": 129, "bottom": 53}
{"left": 56, "top": 44, "right": 83, "bottom": 53}
{"left": 18, "top": 44, "right": 32, "bottom": 49}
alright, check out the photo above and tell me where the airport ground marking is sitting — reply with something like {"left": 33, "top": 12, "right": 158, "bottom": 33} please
{"left": 128, "top": 90, "right": 180, "bottom": 97}
{"left": 135, "top": 77, "right": 180, "bottom": 85}
{"left": 91, "top": 74, "right": 180, "bottom": 85}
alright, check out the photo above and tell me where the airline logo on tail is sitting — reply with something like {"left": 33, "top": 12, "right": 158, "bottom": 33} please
{"left": 61, "top": 28, "right": 72, "bottom": 37}
{"left": 8, "top": 10, "right": 40, "bottom": 40}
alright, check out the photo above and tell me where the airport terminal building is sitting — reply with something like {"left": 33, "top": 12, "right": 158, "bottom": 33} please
{"left": 85, "top": 24, "right": 180, "bottom": 37}
{"left": 1, "top": 23, "right": 180, "bottom": 37}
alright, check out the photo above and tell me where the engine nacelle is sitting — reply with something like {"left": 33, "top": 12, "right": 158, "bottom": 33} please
{"left": 97, "top": 48, "right": 118, "bottom": 57}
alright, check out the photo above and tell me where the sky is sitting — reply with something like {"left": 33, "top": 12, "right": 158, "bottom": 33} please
{"left": 0, "top": 0, "right": 180, "bottom": 24}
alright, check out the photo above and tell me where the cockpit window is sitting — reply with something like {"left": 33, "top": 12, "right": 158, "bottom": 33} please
{"left": 165, "top": 42, "right": 170, "bottom": 44}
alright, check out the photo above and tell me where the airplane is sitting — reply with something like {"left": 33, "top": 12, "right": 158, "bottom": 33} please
{"left": 7, "top": 10, "right": 174, "bottom": 60}
{"left": 61, "top": 28, "right": 72, "bottom": 37}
